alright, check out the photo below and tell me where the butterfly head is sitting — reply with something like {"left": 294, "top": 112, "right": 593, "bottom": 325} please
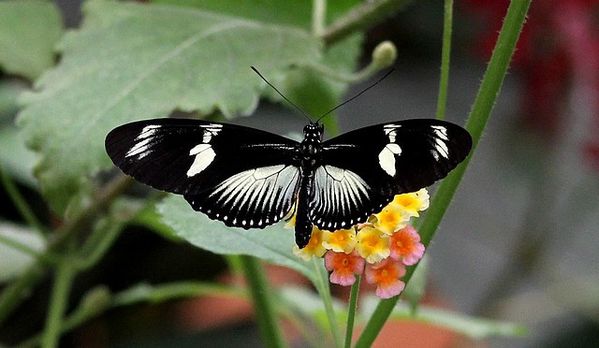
{"left": 303, "top": 122, "right": 324, "bottom": 142}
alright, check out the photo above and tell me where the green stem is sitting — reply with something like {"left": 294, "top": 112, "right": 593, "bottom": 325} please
{"left": 41, "top": 255, "right": 76, "bottom": 348}
{"left": 0, "top": 164, "right": 46, "bottom": 236}
{"left": 312, "top": 0, "right": 326, "bottom": 36}
{"left": 304, "top": 61, "right": 379, "bottom": 84}
{"left": 344, "top": 275, "right": 361, "bottom": 348}
{"left": 19, "top": 282, "right": 245, "bottom": 348}
{"left": 0, "top": 175, "right": 133, "bottom": 325}
{"left": 435, "top": 0, "right": 453, "bottom": 120}
{"left": 354, "top": 1, "right": 532, "bottom": 347}
{"left": 320, "top": 0, "right": 412, "bottom": 46}
{"left": 75, "top": 222, "right": 123, "bottom": 271}
{"left": 0, "top": 264, "right": 46, "bottom": 325}
{"left": 0, "top": 232, "right": 60, "bottom": 265}
{"left": 312, "top": 258, "right": 342, "bottom": 348}
{"left": 239, "top": 255, "right": 287, "bottom": 348}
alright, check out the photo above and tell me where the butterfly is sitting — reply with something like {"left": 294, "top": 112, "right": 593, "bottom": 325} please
{"left": 105, "top": 117, "right": 472, "bottom": 248}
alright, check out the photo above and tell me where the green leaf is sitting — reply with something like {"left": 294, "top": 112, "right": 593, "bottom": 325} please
{"left": 158, "top": 195, "right": 316, "bottom": 282}
{"left": 17, "top": 0, "right": 322, "bottom": 214}
{"left": 151, "top": 0, "right": 359, "bottom": 29}
{"left": 0, "top": 126, "right": 37, "bottom": 188}
{"left": 0, "top": 222, "right": 46, "bottom": 282}
{"left": 152, "top": 0, "right": 364, "bottom": 134}
{"left": 0, "top": 0, "right": 63, "bottom": 80}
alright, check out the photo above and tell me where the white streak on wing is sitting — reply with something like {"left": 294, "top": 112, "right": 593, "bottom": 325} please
{"left": 339, "top": 179, "right": 349, "bottom": 214}
{"left": 208, "top": 165, "right": 299, "bottom": 219}
{"left": 255, "top": 165, "right": 285, "bottom": 179}
{"left": 431, "top": 125, "right": 448, "bottom": 140}
{"left": 125, "top": 137, "right": 152, "bottom": 158}
{"left": 313, "top": 165, "right": 370, "bottom": 218}
{"left": 378, "top": 143, "right": 402, "bottom": 176}
{"left": 434, "top": 138, "right": 449, "bottom": 159}
{"left": 187, "top": 144, "right": 216, "bottom": 177}
{"left": 136, "top": 125, "right": 161, "bottom": 140}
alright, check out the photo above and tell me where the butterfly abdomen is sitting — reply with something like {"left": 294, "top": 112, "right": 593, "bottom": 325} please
{"left": 295, "top": 169, "right": 315, "bottom": 248}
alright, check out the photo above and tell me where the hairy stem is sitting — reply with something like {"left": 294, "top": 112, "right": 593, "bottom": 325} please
{"left": 436, "top": 0, "right": 453, "bottom": 120}
{"left": 344, "top": 275, "right": 361, "bottom": 348}
{"left": 355, "top": 1, "right": 532, "bottom": 346}
{"left": 320, "top": 0, "right": 412, "bottom": 45}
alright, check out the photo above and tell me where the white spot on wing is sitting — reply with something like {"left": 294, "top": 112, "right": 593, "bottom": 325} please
{"left": 187, "top": 144, "right": 216, "bottom": 177}
{"left": 378, "top": 144, "right": 402, "bottom": 176}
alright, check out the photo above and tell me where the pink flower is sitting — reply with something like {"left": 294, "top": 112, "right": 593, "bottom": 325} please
{"left": 365, "top": 259, "right": 406, "bottom": 299}
{"left": 389, "top": 225, "right": 425, "bottom": 266}
{"left": 324, "top": 251, "right": 365, "bottom": 286}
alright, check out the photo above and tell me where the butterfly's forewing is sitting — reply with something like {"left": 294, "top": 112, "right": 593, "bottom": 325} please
{"left": 310, "top": 119, "right": 472, "bottom": 230}
{"left": 105, "top": 118, "right": 301, "bottom": 229}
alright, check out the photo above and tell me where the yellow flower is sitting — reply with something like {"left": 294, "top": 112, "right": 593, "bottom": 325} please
{"left": 373, "top": 202, "right": 409, "bottom": 235}
{"left": 293, "top": 227, "right": 330, "bottom": 261}
{"left": 285, "top": 213, "right": 296, "bottom": 229}
{"left": 393, "top": 188, "right": 429, "bottom": 218}
{"left": 356, "top": 226, "right": 390, "bottom": 263}
{"left": 322, "top": 229, "right": 357, "bottom": 254}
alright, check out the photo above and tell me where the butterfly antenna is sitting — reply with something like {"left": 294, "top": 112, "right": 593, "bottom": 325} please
{"left": 316, "top": 68, "right": 395, "bottom": 123}
{"left": 251, "top": 66, "right": 313, "bottom": 123}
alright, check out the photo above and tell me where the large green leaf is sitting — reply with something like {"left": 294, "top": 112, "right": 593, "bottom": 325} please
{"left": 151, "top": 0, "right": 359, "bottom": 29}
{"left": 17, "top": 0, "right": 322, "bottom": 214}
{"left": 153, "top": 0, "right": 364, "bottom": 133}
{"left": 158, "top": 195, "right": 316, "bottom": 281}
{"left": 0, "top": 0, "right": 63, "bottom": 80}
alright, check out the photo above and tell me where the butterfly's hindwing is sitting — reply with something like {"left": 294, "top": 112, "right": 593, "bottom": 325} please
{"left": 185, "top": 164, "right": 300, "bottom": 229}
{"left": 309, "top": 119, "right": 472, "bottom": 229}
{"left": 310, "top": 165, "right": 378, "bottom": 231}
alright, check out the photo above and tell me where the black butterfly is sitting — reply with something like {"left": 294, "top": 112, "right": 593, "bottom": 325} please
{"left": 105, "top": 117, "right": 471, "bottom": 248}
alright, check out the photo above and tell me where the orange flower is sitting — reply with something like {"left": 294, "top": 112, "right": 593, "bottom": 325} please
{"left": 365, "top": 259, "right": 406, "bottom": 299}
{"left": 389, "top": 225, "right": 425, "bottom": 266}
{"left": 293, "top": 227, "right": 330, "bottom": 261}
{"left": 324, "top": 251, "right": 365, "bottom": 286}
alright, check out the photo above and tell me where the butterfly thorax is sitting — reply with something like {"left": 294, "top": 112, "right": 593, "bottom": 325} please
{"left": 298, "top": 123, "right": 324, "bottom": 169}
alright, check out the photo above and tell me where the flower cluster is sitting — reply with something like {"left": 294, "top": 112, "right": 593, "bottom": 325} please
{"left": 291, "top": 189, "right": 429, "bottom": 299}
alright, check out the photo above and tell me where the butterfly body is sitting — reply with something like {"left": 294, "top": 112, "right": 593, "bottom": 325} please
{"left": 105, "top": 118, "right": 472, "bottom": 248}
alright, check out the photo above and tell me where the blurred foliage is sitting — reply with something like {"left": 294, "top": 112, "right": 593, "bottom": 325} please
{"left": 0, "top": 0, "right": 537, "bottom": 347}
{"left": 0, "top": 0, "right": 62, "bottom": 80}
